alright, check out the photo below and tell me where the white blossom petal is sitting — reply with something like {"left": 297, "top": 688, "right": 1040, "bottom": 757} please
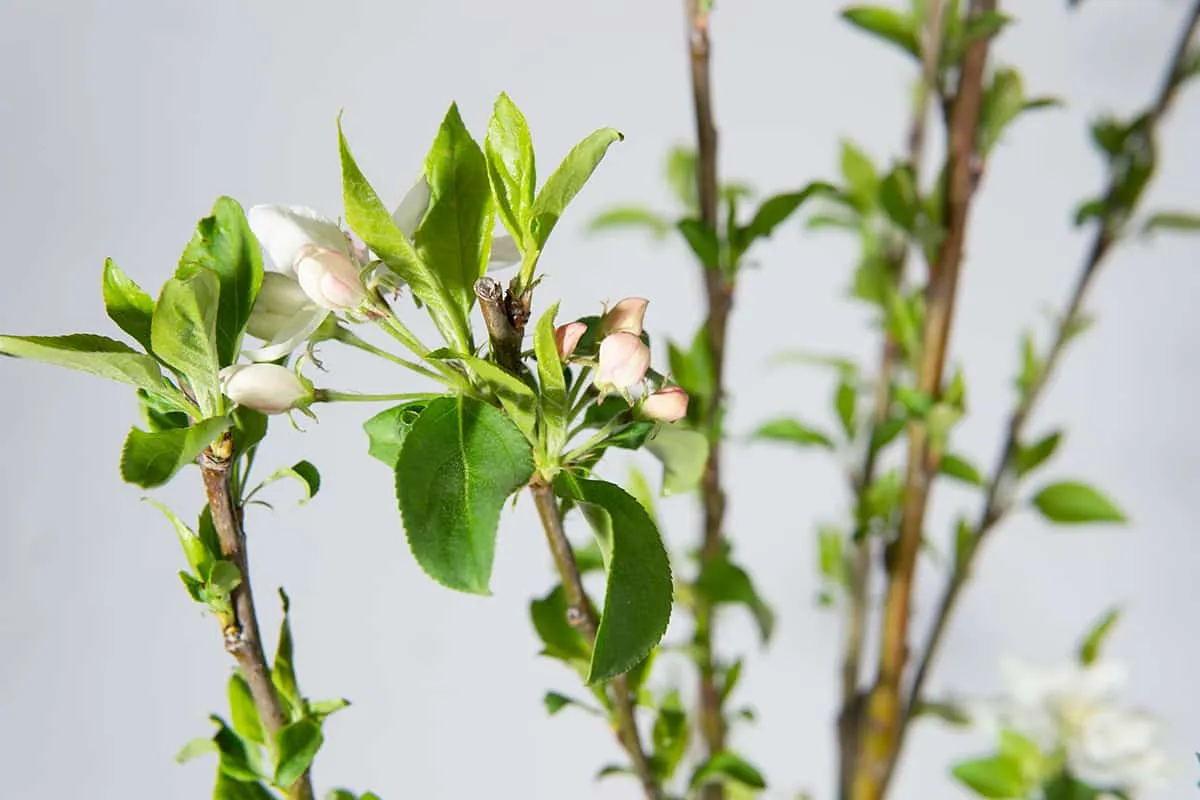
{"left": 242, "top": 305, "right": 329, "bottom": 363}
{"left": 391, "top": 176, "right": 431, "bottom": 238}
{"left": 248, "top": 205, "right": 350, "bottom": 274}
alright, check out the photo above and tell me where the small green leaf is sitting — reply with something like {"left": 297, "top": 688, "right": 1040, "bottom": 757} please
{"left": 272, "top": 589, "right": 302, "bottom": 721}
{"left": 138, "top": 388, "right": 190, "bottom": 432}
{"left": 120, "top": 416, "right": 231, "bottom": 489}
{"left": 689, "top": 752, "right": 767, "bottom": 791}
{"left": 939, "top": 453, "right": 985, "bottom": 486}
{"left": 542, "top": 691, "right": 602, "bottom": 717}
{"left": 587, "top": 206, "right": 672, "bottom": 239}
{"left": 879, "top": 163, "right": 919, "bottom": 231}
{"left": 841, "top": 6, "right": 919, "bottom": 58}
{"left": 677, "top": 218, "right": 721, "bottom": 269}
{"left": 1014, "top": 430, "right": 1063, "bottom": 477}
{"left": 1077, "top": 606, "right": 1120, "bottom": 665}
{"left": 363, "top": 401, "right": 427, "bottom": 468}
{"left": 1143, "top": 211, "right": 1200, "bottom": 234}
{"left": 307, "top": 697, "right": 351, "bottom": 721}
{"left": 651, "top": 690, "right": 689, "bottom": 780}
{"left": 211, "top": 715, "right": 266, "bottom": 782}
{"left": 419, "top": 102, "right": 493, "bottom": 316}
{"left": 214, "top": 775, "right": 275, "bottom": 800}
{"left": 554, "top": 475, "right": 673, "bottom": 683}
{"left": 176, "top": 196, "right": 264, "bottom": 366}
{"left": 485, "top": 92, "right": 536, "bottom": 245}
{"left": 952, "top": 754, "right": 1027, "bottom": 798}
{"left": 736, "top": 182, "right": 837, "bottom": 250}
{"left": 752, "top": 418, "right": 834, "bottom": 449}
{"left": 274, "top": 719, "right": 323, "bottom": 789}
{"left": 152, "top": 270, "right": 223, "bottom": 415}
{"left": 840, "top": 139, "right": 881, "bottom": 209}
{"left": 231, "top": 406, "right": 268, "bottom": 455}
{"left": 530, "top": 127, "right": 624, "bottom": 248}
{"left": 175, "top": 736, "right": 218, "bottom": 764}
{"left": 207, "top": 560, "right": 243, "bottom": 596}
{"left": 530, "top": 584, "right": 591, "bottom": 664}
{"left": 665, "top": 146, "right": 698, "bottom": 211}
{"left": 396, "top": 396, "right": 534, "bottom": 594}
{"left": 834, "top": 377, "right": 857, "bottom": 437}
{"left": 644, "top": 426, "right": 708, "bottom": 496}
{"left": 817, "top": 526, "right": 848, "bottom": 589}
{"left": 1030, "top": 481, "right": 1126, "bottom": 524}
{"left": 257, "top": 460, "right": 321, "bottom": 504}
{"left": 912, "top": 699, "right": 971, "bottom": 726}
{"left": 534, "top": 302, "right": 568, "bottom": 458}
{"left": 144, "top": 498, "right": 213, "bottom": 577}
{"left": 102, "top": 258, "right": 156, "bottom": 352}
{"left": 696, "top": 548, "right": 775, "bottom": 644}
{"left": 459, "top": 355, "right": 539, "bottom": 442}
{"left": 228, "top": 673, "right": 266, "bottom": 746}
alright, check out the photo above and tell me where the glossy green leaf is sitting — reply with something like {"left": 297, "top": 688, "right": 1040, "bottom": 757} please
{"left": 689, "top": 752, "right": 767, "bottom": 791}
{"left": 101, "top": 258, "right": 156, "bottom": 352}
{"left": 207, "top": 560, "right": 242, "bottom": 596}
{"left": 338, "top": 120, "right": 468, "bottom": 353}
{"left": 939, "top": 453, "right": 985, "bottom": 486}
{"left": 752, "top": 418, "right": 834, "bottom": 449}
{"left": 418, "top": 103, "right": 492, "bottom": 315}
{"left": 176, "top": 196, "right": 264, "bottom": 366}
{"left": 396, "top": 396, "right": 534, "bottom": 594}
{"left": 272, "top": 589, "right": 302, "bottom": 721}
{"left": 678, "top": 218, "right": 721, "bottom": 269}
{"left": 363, "top": 400, "right": 428, "bottom": 468}
{"left": 138, "top": 388, "right": 190, "bottom": 432}
{"left": 842, "top": 6, "right": 918, "bottom": 57}
{"left": 214, "top": 774, "right": 275, "bottom": 800}
{"left": 144, "top": 498, "right": 213, "bottom": 577}
{"left": 1030, "top": 481, "right": 1127, "bottom": 524}
{"left": 952, "top": 755, "right": 1027, "bottom": 798}
{"left": 307, "top": 697, "right": 351, "bottom": 722}
{"left": 587, "top": 206, "right": 672, "bottom": 239}
{"left": 273, "top": 719, "right": 322, "bottom": 789}
{"left": 119, "top": 416, "right": 231, "bottom": 489}
{"left": 1077, "top": 606, "right": 1120, "bottom": 665}
{"left": 228, "top": 673, "right": 266, "bottom": 746}
{"left": 256, "top": 460, "right": 321, "bottom": 504}
{"left": 485, "top": 92, "right": 536, "bottom": 245}
{"left": 211, "top": 715, "right": 266, "bottom": 782}
{"left": 152, "top": 270, "right": 223, "bottom": 415}
{"left": 530, "top": 127, "right": 623, "bottom": 248}
{"left": 644, "top": 426, "right": 708, "bottom": 495}
{"left": 534, "top": 302, "right": 568, "bottom": 457}
{"left": 554, "top": 474, "right": 672, "bottom": 683}
{"left": 231, "top": 406, "right": 268, "bottom": 456}
{"left": 174, "top": 736, "right": 218, "bottom": 764}
{"left": 530, "top": 583, "right": 592, "bottom": 664}
{"left": 1015, "top": 430, "right": 1063, "bottom": 477}
{"left": 459, "top": 355, "right": 539, "bottom": 442}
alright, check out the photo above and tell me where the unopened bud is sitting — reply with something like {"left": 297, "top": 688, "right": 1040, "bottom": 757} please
{"left": 554, "top": 321, "right": 587, "bottom": 360}
{"left": 295, "top": 246, "right": 366, "bottom": 310}
{"left": 219, "top": 364, "right": 312, "bottom": 415}
{"left": 595, "top": 332, "right": 651, "bottom": 392}
{"left": 641, "top": 386, "right": 689, "bottom": 422}
{"left": 602, "top": 297, "right": 649, "bottom": 337}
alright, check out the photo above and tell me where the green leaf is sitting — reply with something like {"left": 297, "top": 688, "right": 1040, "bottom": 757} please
{"left": 677, "top": 218, "right": 721, "bottom": 269}
{"left": 396, "top": 396, "right": 534, "bottom": 594}
{"left": 459, "top": 355, "right": 539, "bottom": 442}
{"left": 153, "top": 270, "right": 223, "bottom": 415}
{"left": 879, "top": 164, "right": 919, "bottom": 232}
{"left": 530, "top": 583, "right": 591, "bottom": 664}
{"left": 211, "top": 715, "right": 266, "bottom": 782}
{"left": 1077, "top": 606, "right": 1120, "bottom": 665}
{"left": 840, "top": 139, "right": 880, "bottom": 209}
{"left": 175, "top": 736, "right": 218, "bottom": 764}
{"left": 644, "top": 426, "right": 708, "bottom": 496}
{"left": 207, "top": 560, "right": 243, "bottom": 596}
{"left": 485, "top": 92, "right": 536, "bottom": 246}
{"left": 138, "top": 388, "right": 191, "bottom": 432}
{"left": 144, "top": 498, "right": 213, "bottom": 577}
{"left": 176, "top": 196, "right": 264, "bottom": 366}
{"left": 587, "top": 206, "right": 672, "bottom": 239}
{"left": 228, "top": 673, "right": 266, "bottom": 746}
{"left": 689, "top": 752, "right": 767, "bottom": 791}
{"left": 214, "top": 774, "right": 275, "bottom": 800}
{"left": 1143, "top": 211, "right": 1200, "bottom": 234}
{"left": 120, "top": 416, "right": 231, "bottom": 489}
{"left": 952, "top": 754, "right": 1027, "bottom": 798}
{"left": 272, "top": 589, "right": 302, "bottom": 721}
{"left": 696, "top": 548, "right": 775, "bottom": 644}
{"left": 817, "top": 526, "right": 849, "bottom": 589}
{"left": 665, "top": 146, "right": 698, "bottom": 211}
{"left": 418, "top": 103, "right": 493, "bottom": 316}
{"left": 651, "top": 691, "right": 689, "bottom": 780}
{"left": 554, "top": 475, "right": 673, "bottom": 683}
{"left": 835, "top": 376, "right": 857, "bottom": 437}
{"left": 257, "top": 460, "right": 321, "bottom": 504}
{"left": 542, "top": 691, "right": 601, "bottom": 717}
{"left": 939, "top": 453, "right": 985, "bottom": 486}
{"left": 1030, "top": 481, "right": 1126, "bottom": 524}
{"left": 307, "top": 696, "right": 351, "bottom": 721}
{"left": 1014, "top": 430, "right": 1062, "bottom": 477}
{"left": 911, "top": 699, "right": 972, "bottom": 727}
{"left": 102, "top": 258, "right": 156, "bottom": 352}
{"left": 979, "top": 68, "right": 1028, "bottom": 155}
{"left": 534, "top": 302, "right": 568, "bottom": 457}
{"left": 0, "top": 334, "right": 187, "bottom": 407}
{"left": 274, "top": 719, "right": 323, "bottom": 789}
{"left": 363, "top": 401, "right": 428, "bottom": 468}
{"left": 338, "top": 119, "right": 468, "bottom": 353}
{"left": 231, "top": 406, "right": 268, "bottom": 456}
{"left": 841, "top": 6, "right": 919, "bottom": 58}
{"left": 530, "top": 127, "right": 624, "bottom": 248}
{"left": 736, "top": 182, "right": 837, "bottom": 252}
{"left": 752, "top": 418, "right": 834, "bottom": 449}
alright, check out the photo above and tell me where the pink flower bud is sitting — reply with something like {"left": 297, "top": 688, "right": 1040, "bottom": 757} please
{"left": 219, "top": 364, "right": 312, "bottom": 415}
{"left": 554, "top": 321, "right": 588, "bottom": 360}
{"left": 294, "top": 246, "right": 366, "bottom": 310}
{"left": 602, "top": 297, "right": 649, "bottom": 336}
{"left": 595, "top": 332, "right": 651, "bottom": 392}
{"left": 641, "top": 386, "right": 689, "bottom": 422}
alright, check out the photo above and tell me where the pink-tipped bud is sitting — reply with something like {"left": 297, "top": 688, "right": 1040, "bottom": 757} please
{"left": 602, "top": 297, "right": 649, "bottom": 336}
{"left": 641, "top": 386, "right": 689, "bottom": 422}
{"left": 595, "top": 332, "right": 651, "bottom": 392}
{"left": 554, "top": 321, "right": 588, "bottom": 360}
{"left": 294, "top": 246, "right": 366, "bottom": 310}
{"left": 219, "top": 364, "right": 312, "bottom": 415}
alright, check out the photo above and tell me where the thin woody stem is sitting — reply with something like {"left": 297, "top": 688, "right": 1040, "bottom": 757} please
{"left": 529, "top": 479, "right": 662, "bottom": 800}
{"left": 896, "top": 0, "right": 1200, "bottom": 780}
{"left": 200, "top": 433, "right": 315, "bottom": 800}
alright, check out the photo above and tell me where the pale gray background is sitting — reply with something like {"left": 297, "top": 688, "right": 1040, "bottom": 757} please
{"left": 1, "top": 0, "right": 1197, "bottom": 798}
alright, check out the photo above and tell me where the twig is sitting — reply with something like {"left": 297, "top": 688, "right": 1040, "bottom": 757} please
{"left": 837, "top": 3, "right": 945, "bottom": 796}
{"left": 682, "top": 3, "right": 731, "bottom": 798}
{"left": 851, "top": 3, "right": 998, "bottom": 799}
{"left": 529, "top": 479, "right": 662, "bottom": 800}
{"left": 895, "top": 0, "right": 1200, "bottom": 778}
{"left": 200, "top": 433, "right": 315, "bottom": 800}
{"left": 475, "top": 277, "right": 524, "bottom": 372}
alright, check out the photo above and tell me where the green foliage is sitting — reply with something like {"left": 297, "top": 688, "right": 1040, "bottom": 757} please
{"left": 841, "top": 6, "right": 919, "bottom": 60}
{"left": 102, "top": 258, "right": 156, "bottom": 352}
{"left": 1030, "top": 481, "right": 1127, "bottom": 524}
{"left": 529, "top": 128, "right": 624, "bottom": 250}
{"left": 485, "top": 92, "right": 536, "bottom": 247}
{"left": 534, "top": 302, "right": 569, "bottom": 459}
{"left": 120, "top": 416, "right": 231, "bottom": 489}
{"left": 752, "top": 418, "right": 834, "bottom": 449}
{"left": 1077, "top": 606, "right": 1121, "bottom": 665}
{"left": 939, "top": 452, "right": 985, "bottom": 487}
{"left": 1015, "top": 430, "right": 1063, "bottom": 477}
{"left": 363, "top": 401, "right": 427, "bottom": 468}
{"left": 530, "top": 583, "right": 592, "bottom": 668}
{"left": 695, "top": 545, "right": 775, "bottom": 644}
{"left": 651, "top": 690, "right": 690, "bottom": 780}
{"left": 644, "top": 425, "right": 709, "bottom": 495}
{"left": 152, "top": 270, "right": 223, "bottom": 416}
{"left": 274, "top": 719, "right": 323, "bottom": 788}
{"left": 689, "top": 752, "right": 767, "bottom": 792}
{"left": 251, "top": 460, "right": 321, "bottom": 505}
{"left": 978, "top": 67, "right": 1061, "bottom": 155}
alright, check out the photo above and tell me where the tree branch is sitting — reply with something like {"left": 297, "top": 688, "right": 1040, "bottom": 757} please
{"left": 201, "top": 433, "right": 315, "bottom": 800}
{"left": 851, "top": 3, "right": 997, "bottom": 799}
{"left": 896, "top": 0, "right": 1200, "bottom": 775}
{"left": 529, "top": 479, "right": 662, "bottom": 800}
{"left": 475, "top": 277, "right": 525, "bottom": 372}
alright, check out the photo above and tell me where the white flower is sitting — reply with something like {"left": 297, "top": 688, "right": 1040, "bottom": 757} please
{"left": 977, "top": 657, "right": 1169, "bottom": 793}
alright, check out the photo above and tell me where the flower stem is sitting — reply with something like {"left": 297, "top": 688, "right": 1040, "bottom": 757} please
{"left": 313, "top": 389, "right": 438, "bottom": 404}
{"left": 333, "top": 327, "right": 445, "bottom": 383}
